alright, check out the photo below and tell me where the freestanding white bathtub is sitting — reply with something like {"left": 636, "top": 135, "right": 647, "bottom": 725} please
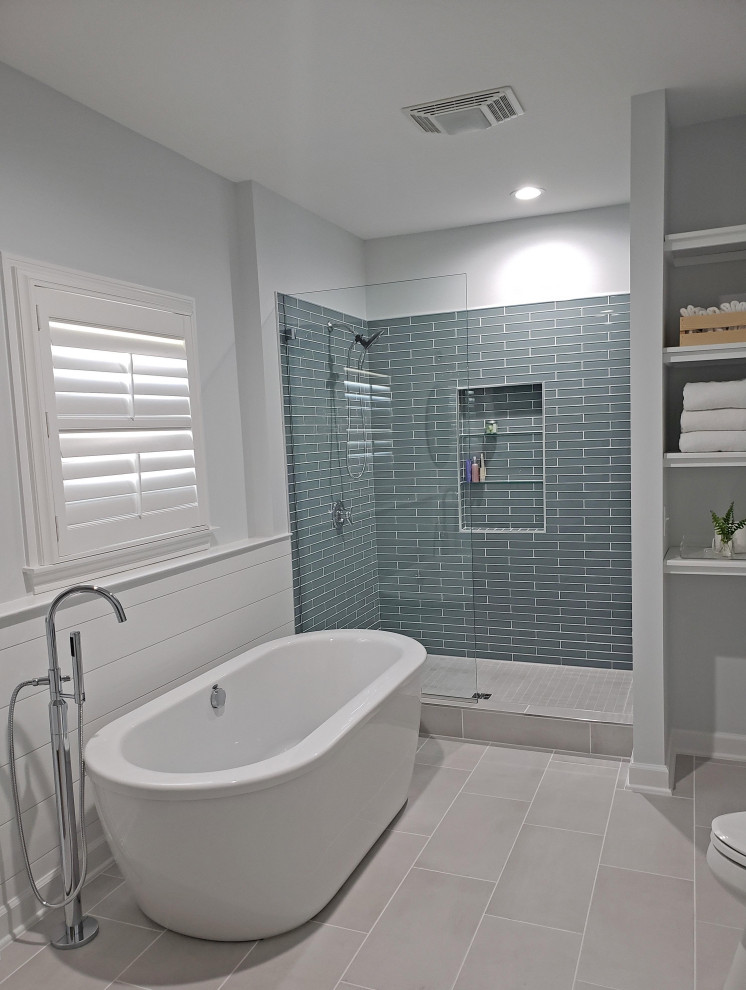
{"left": 85, "top": 629, "right": 425, "bottom": 941}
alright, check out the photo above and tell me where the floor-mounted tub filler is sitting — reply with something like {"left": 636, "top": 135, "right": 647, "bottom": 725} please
{"left": 85, "top": 629, "right": 425, "bottom": 941}
{"left": 8, "top": 584, "right": 127, "bottom": 950}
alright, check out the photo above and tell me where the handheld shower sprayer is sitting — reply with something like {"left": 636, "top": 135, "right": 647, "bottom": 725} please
{"left": 8, "top": 584, "right": 126, "bottom": 949}
{"left": 327, "top": 321, "right": 388, "bottom": 479}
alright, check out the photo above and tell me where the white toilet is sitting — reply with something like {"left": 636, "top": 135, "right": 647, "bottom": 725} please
{"left": 707, "top": 813, "right": 746, "bottom": 989}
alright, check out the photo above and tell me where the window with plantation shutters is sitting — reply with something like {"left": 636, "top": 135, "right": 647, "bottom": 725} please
{"left": 3, "top": 257, "right": 211, "bottom": 590}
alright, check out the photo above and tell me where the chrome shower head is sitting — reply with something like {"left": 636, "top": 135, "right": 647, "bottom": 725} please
{"left": 327, "top": 322, "right": 386, "bottom": 350}
{"left": 362, "top": 329, "right": 386, "bottom": 349}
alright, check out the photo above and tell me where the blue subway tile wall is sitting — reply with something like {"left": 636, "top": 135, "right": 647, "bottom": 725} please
{"left": 367, "top": 310, "right": 477, "bottom": 659}
{"left": 279, "top": 292, "right": 631, "bottom": 670}
{"left": 367, "top": 293, "right": 631, "bottom": 670}
{"left": 279, "top": 295, "right": 380, "bottom": 632}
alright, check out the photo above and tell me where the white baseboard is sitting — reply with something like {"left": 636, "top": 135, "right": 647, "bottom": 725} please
{"left": 671, "top": 728, "right": 746, "bottom": 762}
{"left": 627, "top": 759, "right": 673, "bottom": 795}
{"left": 0, "top": 831, "right": 114, "bottom": 951}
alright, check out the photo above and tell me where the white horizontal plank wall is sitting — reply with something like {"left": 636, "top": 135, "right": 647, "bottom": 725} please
{"left": 0, "top": 538, "right": 293, "bottom": 945}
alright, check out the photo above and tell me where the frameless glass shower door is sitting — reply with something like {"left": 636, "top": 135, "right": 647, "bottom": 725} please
{"left": 278, "top": 274, "right": 479, "bottom": 700}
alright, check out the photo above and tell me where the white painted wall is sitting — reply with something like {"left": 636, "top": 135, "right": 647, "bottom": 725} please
{"left": 0, "top": 64, "right": 297, "bottom": 945}
{"left": 364, "top": 204, "right": 629, "bottom": 315}
{"left": 628, "top": 90, "right": 670, "bottom": 793}
{"left": 0, "top": 61, "right": 248, "bottom": 603}
{"left": 668, "top": 114, "right": 746, "bottom": 235}
{"left": 236, "top": 181, "right": 367, "bottom": 535}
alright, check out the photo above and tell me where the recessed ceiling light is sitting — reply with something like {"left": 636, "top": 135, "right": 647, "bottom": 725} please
{"left": 512, "top": 186, "right": 544, "bottom": 201}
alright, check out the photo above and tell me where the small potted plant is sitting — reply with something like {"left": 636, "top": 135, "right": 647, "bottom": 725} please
{"left": 711, "top": 502, "right": 746, "bottom": 558}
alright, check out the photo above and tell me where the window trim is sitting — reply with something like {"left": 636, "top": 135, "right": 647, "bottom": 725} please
{"left": 2, "top": 254, "right": 213, "bottom": 593}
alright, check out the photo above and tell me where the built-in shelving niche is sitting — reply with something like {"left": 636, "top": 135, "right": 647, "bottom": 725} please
{"left": 457, "top": 383, "right": 545, "bottom": 533}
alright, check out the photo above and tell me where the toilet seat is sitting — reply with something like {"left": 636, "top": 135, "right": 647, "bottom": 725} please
{"left": 712, "top": 813, "right": 746, "bottom": 869}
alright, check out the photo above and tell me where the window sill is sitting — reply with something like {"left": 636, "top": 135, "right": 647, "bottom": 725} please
{"left": 1, "top": 533, "right": 291, "bottom": 629}
{"left": 24, "top": 529, "right": 215, "bottom": 595}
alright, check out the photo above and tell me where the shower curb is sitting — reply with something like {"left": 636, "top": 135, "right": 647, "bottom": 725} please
{"left": 420, "top": 699, "right": 632, "bottom": 757}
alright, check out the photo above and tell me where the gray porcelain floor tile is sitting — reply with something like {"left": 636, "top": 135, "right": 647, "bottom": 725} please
{"left": 315, "top": 829, "right": 426, "bottom": 932}
{"left": 415, "top": 737, "right": 486, "bottom": 770}
{"left": 0, "top": 933, "right": 47, "bottom": 984}
{"left": 487, "top": 824, "right": 602, "bottom": 932}
{"left": 93, "top": 881, "right": 164, "bottom": 931}
{"left": 83, "top": 871, "right": 127, "bottom": 909}
{"left": 0, "top": 918, "right": 159, "bottom": 990}
{"left": 480, "top": 743, "right": 553, "bottom": 768}
{"left": 416, "top": 791, "right": 528, "bottom": 880}
{"left": 390, "top": 763, "right": 469, "bottom": 836}
{"left": 616, "top": 762, "right": 629, "bottom": 789}
{"left": 696, "top": 922, "right": 743, "bottom": 990}
{"left": 464, "top": 756, "right": 546, "bottom": 801}
{"left": 673, "top": 754, "right": 695, "bottom": 798}
{"left": 601, "top": 788, "right": 694, "bottom": 879}
{"left": 695, "top": 825, "right": 746, "bottom": 928}
{"left": 695, "top": 759, "right": 746, "bottom": 827}
{"left": 453, "top": 915, "right": 581, "bottom": 990}
{"left": 343, "top": 867, "right": 493, "bottom": 990}
{"left": 577, "top": 865, "right": 694, "bottom": 990}
{"left": 525, "top": 768, "right": 616, "bottom": 834}
{"left": 119, "top": 930, "right": 251, "bottom": 990}
{"left": 223, "top": 921, "right": 363, "bottom": 990}
{"left": 551, "top": 752, "right": 620, "bottom": 770}
{"left": 547, "top": 760, "right": 618, "bottom": 778}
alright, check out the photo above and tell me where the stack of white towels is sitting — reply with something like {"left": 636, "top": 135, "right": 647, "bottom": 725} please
{"left": 680, "top": 380, "right": 746, "bottom": 452}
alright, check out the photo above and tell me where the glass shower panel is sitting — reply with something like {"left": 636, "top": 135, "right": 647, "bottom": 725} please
{"left": 278, "top": 275, "right": 478, "bottom": 701}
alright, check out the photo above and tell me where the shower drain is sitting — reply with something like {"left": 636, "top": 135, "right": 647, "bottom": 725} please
{"left": 472, "top": 692, "right": 492, "bottom": 700}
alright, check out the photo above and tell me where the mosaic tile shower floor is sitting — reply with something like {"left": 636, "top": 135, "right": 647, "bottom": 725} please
{"left": 422, "top": 655, "right": 633, "bottom": 722}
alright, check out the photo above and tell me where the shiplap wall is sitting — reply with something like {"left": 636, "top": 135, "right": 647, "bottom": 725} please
{"left": 0, "top": 538, "right": 293, "bottom": 944}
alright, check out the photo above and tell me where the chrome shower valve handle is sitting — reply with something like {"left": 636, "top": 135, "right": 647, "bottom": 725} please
{"left": 331, "top": 500, "right": 353, "bottom": 529}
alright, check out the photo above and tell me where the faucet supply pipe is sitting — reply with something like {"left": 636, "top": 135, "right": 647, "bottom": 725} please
{"left": 8, "top": 584, "right": 126, "bottom": 949}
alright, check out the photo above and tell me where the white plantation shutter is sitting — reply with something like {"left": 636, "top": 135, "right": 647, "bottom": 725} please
{"left": 32, "top": 286, "right": 209, "bottom": 561}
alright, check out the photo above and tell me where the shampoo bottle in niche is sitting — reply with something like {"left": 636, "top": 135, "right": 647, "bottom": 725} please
{"left": 479, "top": 453, "right": 486, "bottom": 482}
{"left": 471, "top": 455, "right": 480, "bottom": 483}
{"left": 464, "top": 456, "right": 471, "bottom": 483}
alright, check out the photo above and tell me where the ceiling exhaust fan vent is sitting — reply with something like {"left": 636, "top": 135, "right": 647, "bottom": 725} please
{"left": 403, "top": 87, "right": 524, "bottom": 136}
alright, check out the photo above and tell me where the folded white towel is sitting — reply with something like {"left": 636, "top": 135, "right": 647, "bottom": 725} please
{"left": 683, "top": 379, "right": 746, "bottom": 411}
{"left": 681, "top": 409, "right": 746, "bottom": 432}
{"left": 679, "top": 430, "right": 746, "bottom": 452}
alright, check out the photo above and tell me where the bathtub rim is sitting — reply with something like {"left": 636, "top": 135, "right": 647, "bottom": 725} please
{"left": 85, "top": 629, "right": 425, "bottom": 802}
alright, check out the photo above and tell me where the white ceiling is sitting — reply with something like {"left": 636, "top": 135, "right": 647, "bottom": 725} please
{"left": 1, "top": 0, "right": 745, "bottom": 239}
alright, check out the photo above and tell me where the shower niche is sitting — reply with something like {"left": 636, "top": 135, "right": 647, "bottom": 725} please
{"left": 457, "top": 382, "right": 545, "bottom": 533}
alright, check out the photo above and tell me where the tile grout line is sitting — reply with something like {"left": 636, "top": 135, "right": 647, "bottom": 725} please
{"left": 446, "top": 753, "right": 556, "bottom": 990}
{"left": 336, "top": 742, "right": 492, "bottom": 988}
{"left": 216, "top": 940, "right": 257, "bottom": 990}
{"left": 0, "top": 874, "right": 127, "bottom": 987}
{"left": 0, "top": 941, "right": 47, "bottom": 986}
{"left": 109, "top": 927, "right": 166, "bottom": 986}
{"left": 310, "top": 918, "right": 368, "bottom": 936}
{"left": 485, "top": 912, "right": 583, "bottom": 937}
{"left": 568, "top": 749, "right": 619, "bottom": 989}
